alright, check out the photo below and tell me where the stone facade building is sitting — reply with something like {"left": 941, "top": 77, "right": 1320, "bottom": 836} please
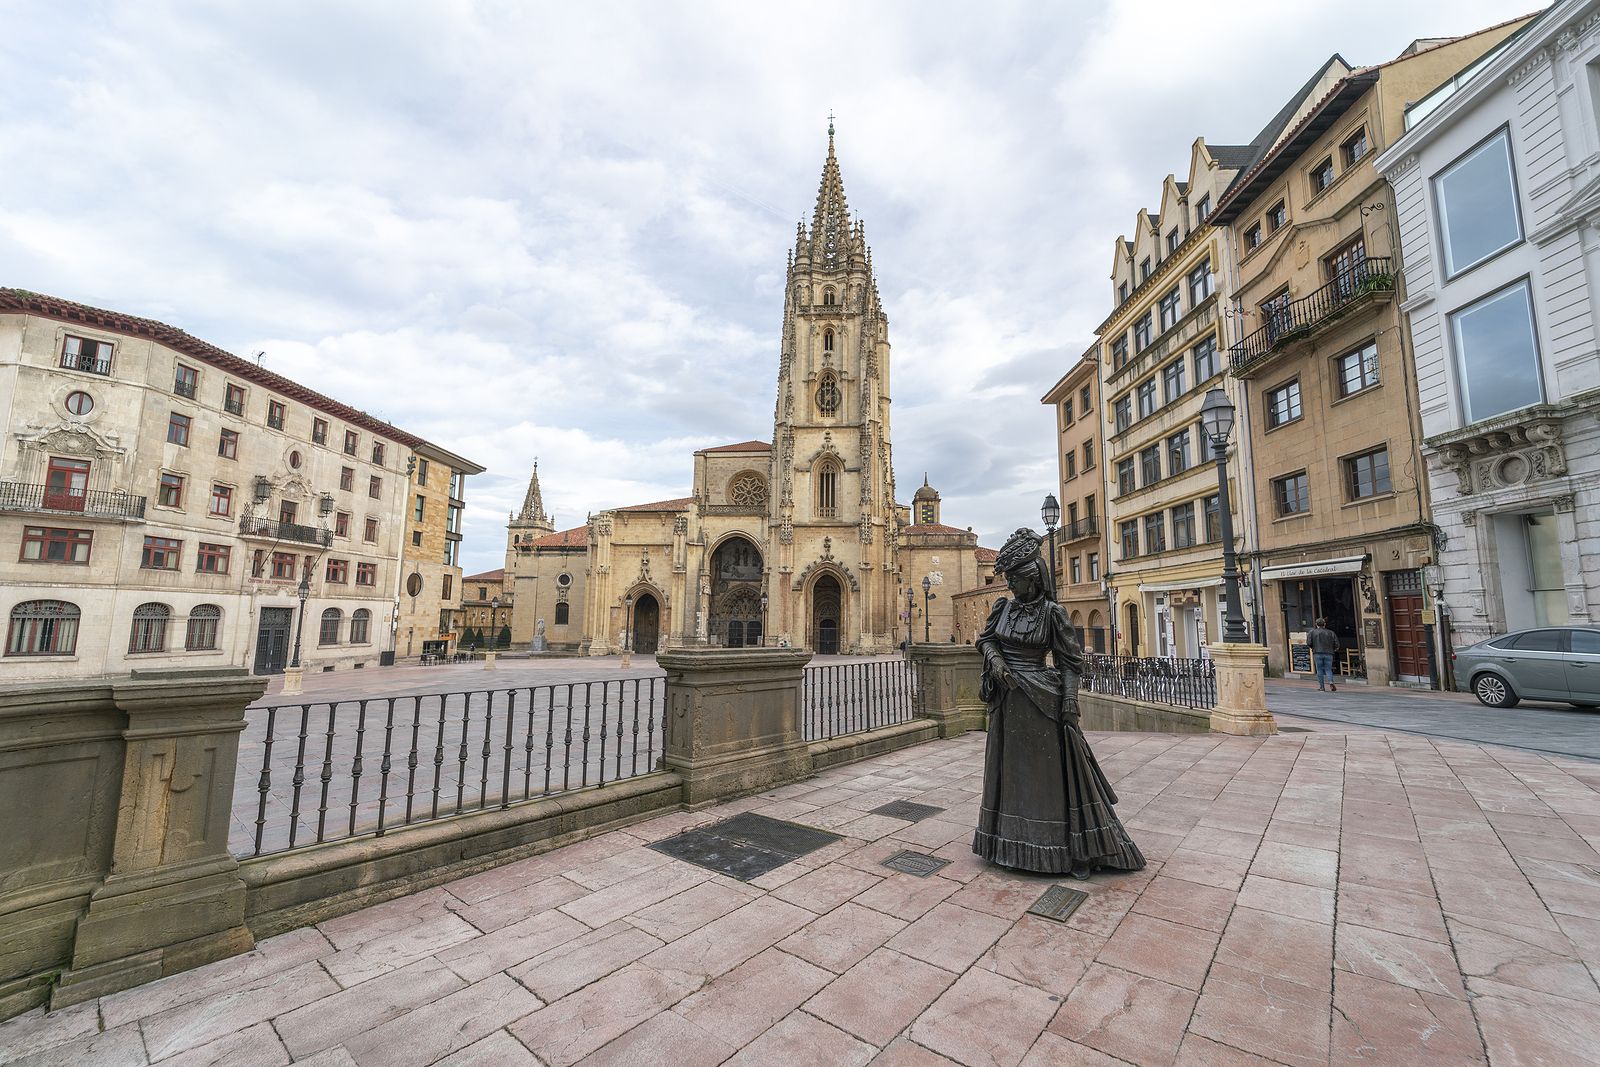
{"left": 1378, "top": 0, "right": 1600, "bottom": 651}
{"left": 1042, "top": 344, "right": 1111, "bottom": 651}
{"left": 458, "top": 568, "right": 511, "bottom": 642}
{"left": 1213, "top": 22, "right": 1526, "bottom": 686}
{"left": 0, "top": 289, "right": 479, "bottom": 679}
{"left": 395, "top": 442, "right": 483, "bottom": 658}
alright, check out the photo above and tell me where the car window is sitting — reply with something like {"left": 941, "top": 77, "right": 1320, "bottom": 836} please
{"left": 1571, "top": 630, "right": 1600, "bottom": 655}
{"left": 1508, "top": 630, "right": 1566, "bottom": 653}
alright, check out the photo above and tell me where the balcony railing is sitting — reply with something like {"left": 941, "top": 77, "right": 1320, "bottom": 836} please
{"left": 240, "top": 514, "right": 333, "bottom": 547}
{"left": 1061, "top": 516, "right": 1100, "bottom": 542}
{"left": 0, "top": 481, "right": 146, "bottom": 520}
{"left": 174, "top": 379, "right": 197, "bottom": 399}
{"left": 59, "top": 352, "right": 113, "bottom": 376}
{"left": 1230, "top": 257, "right": 1394, "bottom": 377}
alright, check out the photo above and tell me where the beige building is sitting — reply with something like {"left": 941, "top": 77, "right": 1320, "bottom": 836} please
{"left": 395, "top": 442, "right": 484, "bottom": 658}
{"left": 0, "top": 289, "right": 477, "bottom": 679}
{"left": 458, "top": 568, "right": 511, "bottom": 644}
{"left": 1042, "top": 344, "right": 1111, "bottom": 651}
{"left": 1211, "top": 22, "right": 1526, "bottom": 685}
{"left": 897, "top": 480, "right": 996, "bottom": 645}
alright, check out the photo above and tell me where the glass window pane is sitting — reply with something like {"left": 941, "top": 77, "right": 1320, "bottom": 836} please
{"left": 1509, "top": 629, "right": 1564, "bottom": 652}
{"left": 1571, "top": 630, "right": 1600, "bottom": 655}
{"left": 1435, "top": 131, "right": 1522, "bottom": 276}
{"left": 1450, "top": 281, "right": 1543, "bottom": 423}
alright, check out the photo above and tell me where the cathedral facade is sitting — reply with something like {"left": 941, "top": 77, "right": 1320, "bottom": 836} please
{"left": 505, "top": 132, "right": 994, "bottom": 655}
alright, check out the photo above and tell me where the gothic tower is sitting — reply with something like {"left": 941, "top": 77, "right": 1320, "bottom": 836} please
{"left": 768, "top": 124, "right": 899, "bottom": 652}
{"left": 505, "top": 459, "right": 554, "bottom": 573}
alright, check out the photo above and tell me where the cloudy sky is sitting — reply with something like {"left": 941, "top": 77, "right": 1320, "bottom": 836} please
{"left": 1, "top": 0, "right": 1537, "bottom": 574}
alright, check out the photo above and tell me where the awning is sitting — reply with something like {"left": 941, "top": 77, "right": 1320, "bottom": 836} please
{"left": 1259, "top": 555, "right": 1367, "bottom": 582}
{"left": 1137, "top": 577, "right": 1224, "bottom": 594}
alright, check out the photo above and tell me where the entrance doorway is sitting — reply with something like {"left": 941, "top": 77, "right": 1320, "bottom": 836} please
{"left": 254, "top": 607, "right": 293, "bottom": 675}
{"left": 1124, "top": 603, "right": 1140, "bottom": 655}
{"left": 813, "top": 574, "right": 842, "bottom": 654}
{"left": 709, "top": 536, "right": 763, "bottom": 648}
{"left": 632, "top": 593, "right": 660, "bottom": 654}
{"left": 1280, "top": 576, "right": 1362, "bottom": 677}
{"left": 1385, "top": 570, "right": 1429, "bottom": 682}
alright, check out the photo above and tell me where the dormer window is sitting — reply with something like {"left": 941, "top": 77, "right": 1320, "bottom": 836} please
{"left": 1195, "top": 195, "right": 1211, "bottom": 225}
{"left": 1140, "top": 257, "right": 1152, "bottom": 282}
{"left": 1166, "top": 229, "right": 1180, "bottom": 254}
{"left": 1118, "top": 281, "right": 1129, "bottom": 303}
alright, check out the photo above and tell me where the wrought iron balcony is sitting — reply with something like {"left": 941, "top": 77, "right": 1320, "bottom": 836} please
{"left": 1229, "top": 256, "right": 1394, "bottom": 378}
{"left": 59, "top": 351, "right": 113, "bottom": 376}
{"left": 174, "top": 379, "right": 197, "bottom": 399}
{"left": 0, "top": 481, "right": 146, "bottom": 520}
{"left": 1061, "top": 516, "right": 1100, "bottom": 543}
{"left": 240, "top": 513, "right": 333, "bottom": 547}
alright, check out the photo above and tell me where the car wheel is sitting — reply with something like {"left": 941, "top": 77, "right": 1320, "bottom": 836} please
{"left": 1473, "top": 673, "right": 1519, "bottom": 708}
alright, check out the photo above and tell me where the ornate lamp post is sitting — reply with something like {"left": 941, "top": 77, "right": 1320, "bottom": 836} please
{"left": 621, "top": 593, "right": 634, "bottom": 668}
{"left": 921, "top": 575, "right": 936, "bottom": 644}
{"left": 289, "top": 574, "right": 311, "bottom": 669}
{"left": 490, "top": 596, "right": 501, "bottom": 647}
{"left": 905, "top": 585, "right": 914, "bottom": 653}
{"left": 1199, "top": 388, "right": 1250, "bottom": 644}
{"left": 1041, "top": 493, "right": 1060, "bottom": 592}
{"left": 759, "top": 592, "right": 769, "bottom": 648}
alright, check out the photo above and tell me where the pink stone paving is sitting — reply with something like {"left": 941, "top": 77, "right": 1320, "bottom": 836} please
{"left": 8, "top": 726, "right": 1600, "bottom": 1065}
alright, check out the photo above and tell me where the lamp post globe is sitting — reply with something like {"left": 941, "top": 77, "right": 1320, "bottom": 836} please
{"left": 1041, "top": 493, "right": 1060, "bottom": 589}
{"left": 1199, "top": 388, "right": 1249, "bottom": 644}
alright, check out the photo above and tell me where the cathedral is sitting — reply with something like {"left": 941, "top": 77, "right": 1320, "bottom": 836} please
{"left": 504, "top": 130, "right": 995, "bottom": 655}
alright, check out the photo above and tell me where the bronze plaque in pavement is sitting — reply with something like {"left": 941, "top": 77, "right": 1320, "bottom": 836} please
{"left": 1026, "top": 885, "right": 1089, "bottom": 922}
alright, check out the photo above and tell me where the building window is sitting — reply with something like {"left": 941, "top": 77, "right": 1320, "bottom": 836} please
{"left": 21, "top": 526, "right": 92, "bottom": 564}
{"left": 335, "top": 511, "right": 350, "bottom": 538}
{"left": 224, "top": 384, "right": 246, "bottom": 415}
{"left": 417, "top": 458, "right": 430, "bottom": 485}
{"left": 368, "top": 475, "right": 382, "bottom": 500}
{"left": 1167, "top": 429, "right": 1191, "bottom": 475}
{"left": 312, "top": 418, "right": 328, "bottom": 445}
{"left": 344, "top": 430, "right": 359, "bottom": 456}
{"left": 1195, "top": 195, "right": 1211, "bottom": 225}
{"left": 1139, "top": 445, "right": 1161, "bottom": 486}
{"left": 167, "top": 412, "right": 191, "bottom": 446}
{"left": 1273, "top": 472, "right": 1311, "bottom": 516}
{"left": 1079, "top": 385, "right": 1091, "bottom": 412}
{"left": 823, "top": 288, "right": 836, "bottom": 306}
{"left": 340, "top": 467, "right": 354, "bottom": 491}
{"left": 1245, "top": 224, "right": 1262, "bottom": 251}
{"left": 411, "top": 530, "right": 423, "bottom": 546}
{"left": 267, "top": 400, "right": 286, "bottom": 431}
{"left": 817, "top": 462, "right": 839, "bottom": 518}
{"left": 413, "top": 495, "right": 426, "bottom": 522}
{"left": 1203, "top": 495, "right": 1221, "bottom": 541}
{"left": 815, "top": 370, "right": 842, "bottom": 416}
{"left": 208, "top": 484, "right": 232, "bottom": 517}
{"left": 1267, "top": 200, "right": 1286, "bottom": 231}
{"left": 1187, "top": 259, "right": 1213, "bottom": 305}
{"left": 44, "top": 456, "right": 90, "bottom": 512}
{"left": 363, "top": 518, "right": 378, "bottom": 543}
{"left": 350, "top": 609, "right": 371, "bottom": 644}
{"left": 197, "top": 543, "right": 230, "bottom": 573}
{"left": 1111, "top": 336, "right": 1129, "bottom": 370}
{"left": 157, "top": 472, "right": 185, "bottom": 509}
{"left": 1172, "top": 502, "right": 1197, "bottom": 548}
{"left": 129, "top": 603, "right": 171, "bottom": 653}
{"left": 326, "top": 558, "right": 349, "bottom": 583}
{"left": 1336, "top": 341, "right": 1381, "bottom": 396}
{"left": 1140, "top": 257, "right": 1152, "bottom": 281}
{"left": 555, "top": 601, "right": 570, "bottom": 625}
{"left": 1116, "top": 458, "right": 1136, "bottom": 496}
{"left": 1134, "top": 313, "right": 1153, "bottom": 351}
{"left": 1162, "top": 360, "right": 1186, "bottom": 404}
{"left": 7, "top": 600, "right": 80, "bottom": 656}
{"left": 1450, "top": 279, "right": 1544, "bottom": 423}
{"left": 1070, "top": 557, "right": 1083, "bottom": 583}
{"left": 1082, "top": 439, "right": 1095, "bottom": 470}
{"left": 65, "top": 390, "right": 95, "bottom": 416}
{"left": 1435, "top": 129, "right": 1522, "bottom": 277}
{"left": 1311, "top": 157, "right": 1335, "bottom": 194}
{"left": 1342, "top": 127, "right": 1369, "bottom": 167}
{"left": 185, "top": 605, "right": 221, "bottom": 650}
{"left": 1064, "top": 450, "right": 1077, "bottom": 480}
{"left": 60, "top": 335, "right": 113, "bottom": 375}
{"left": 1265, "top": 380, "right": 1303, "bottom": 428}
{"left": 1166, "top": 228, "right": 1180, "bottom": 254}
{"left": 1158, "top": 287, "right": 1182, "bottom": 331}
{"left": 356, "top": 562, "right": 377, "bottom": 586}
{"left": 319, "top": 608, "right": 343, "bottom": 646}
{"left": 1143, "top": 513, "right": 1166, "bottom": 554}
{"left": 218, "top": 429, "right": 239, "bottom": 460}
{"left": 271, "top": 551, "right": 296, "bottom": 580}
{"left": 1118, "top": 281, "right": 1129, "bottom": 304}
{"left": 442, "top": 574, "right": 452, "bottom": 600}
{"left": 174, "top": 364, "right": 198, "bottom": 398}
{"left": 823, "top": 328, "right": 834, "bottom": 352}
{"left": 1119, "top": 520, "right": 1139, "bottom": 559}
{"left": 1193, "top": 336, "right": 1218, "bottom": 381}
{"left": 1088, "top": 552, "right": 1100, "bottom": 580}
{"left": 1061, "top": 397, "right": 1073, "bottom": 425}
{"left": 372, "top": 442, "right": 386, "bottom": 466}
{"left": 279, "top": 501, "right": 298, "bottom": 525}
{"left": 142, "top": 537, "right": 181, "bottom": 570}
{"left": 1136, "top": 379, "right": 1157, "bottom": 419}
{"left": 1344, "top": 447, "right": 1392, "bottom": 500}
{"left": 1113, "top": 396, "right": 1132, "bottom": 433}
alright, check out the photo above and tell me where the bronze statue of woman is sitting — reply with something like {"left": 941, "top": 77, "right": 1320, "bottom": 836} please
{"left": 973, "top": 528, "right": 1144, "bottom": 878}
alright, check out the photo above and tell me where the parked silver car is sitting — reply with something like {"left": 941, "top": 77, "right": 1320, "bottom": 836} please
{"left": 1454, "top": 626, "right": 1600, "bottom": 709}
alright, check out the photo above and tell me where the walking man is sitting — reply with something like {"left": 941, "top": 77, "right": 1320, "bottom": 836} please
{"left": 1308, "top": 617, "right": 1340, "bottom": 692}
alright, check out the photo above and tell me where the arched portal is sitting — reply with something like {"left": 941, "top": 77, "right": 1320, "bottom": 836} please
{"left": 812, "top": 574, "right": 842, "bottom": 654}
{"left": 632, "top": 593, "right": 660, "bottom": 654}
{"left": 709, "top": 535, "right": 763, "bottom": 648}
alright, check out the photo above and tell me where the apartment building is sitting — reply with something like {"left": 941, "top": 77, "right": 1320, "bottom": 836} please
{"left": 1041, "top": 344, "right": 1110, "bottom": 651}
{"left": 396, "top": 442, "right": 485, "bottom": 658}
{"left": 1213, "top": 20, "right": 1527, "bottom": 686}
{"left": 0, "top": 289, "right": 480, "bottom": 679}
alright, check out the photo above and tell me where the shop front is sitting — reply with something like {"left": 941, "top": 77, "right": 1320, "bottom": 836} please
{"left": 1138, "top": 578, "right": 1223, "bottom": 660}
{"left": 1262, "top": 556, "right": 1368, "bottom": 682}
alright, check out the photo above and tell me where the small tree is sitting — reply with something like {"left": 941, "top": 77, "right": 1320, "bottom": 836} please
{"left": 497, "top": 624, "right": 511, "bottom": 648}
{"left": 464, "top": 626, "right": 481, "bottom": 648}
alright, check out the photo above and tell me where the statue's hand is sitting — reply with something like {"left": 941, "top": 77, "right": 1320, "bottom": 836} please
{"left": 997, "top": 665, "right": 1019, "bottom": 691}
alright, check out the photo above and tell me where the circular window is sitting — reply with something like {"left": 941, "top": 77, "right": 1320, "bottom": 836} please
{"left": 289, "top": 450, "right": 303, "bottom": 469}
{"left": 556, "top": 573, "right": 573, "bottom": 588}
{"left": 65, "top": 391, "right": 94, "bottom": 416}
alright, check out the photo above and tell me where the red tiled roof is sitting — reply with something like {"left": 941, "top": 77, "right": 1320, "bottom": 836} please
{"left": 0, "top": 288, "right": 428, "bottom": 448}
{"left": 697, "top": 440, "right": 771, "bottom": 453}
{"left": 463, "top": 568, "right": 505, "bottom": 582}
{"left": 616, "top": 497, "right": 695, "bottom": 512}
{"left": 975, "top": 547, "right": 999, "bottom": 563}
{"left": 532, "top": 526, "right": 588, "bottom": 548}
{"left": 905, "top": 521, "right": 974, "bottom": 536}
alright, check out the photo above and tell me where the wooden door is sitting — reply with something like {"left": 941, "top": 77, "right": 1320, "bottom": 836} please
{"left": 1385, "top": 571, "right": 1429, "bottom": 682}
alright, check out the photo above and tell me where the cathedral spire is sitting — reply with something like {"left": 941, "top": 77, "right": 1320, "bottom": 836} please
{"left": 810, "top": 122, "right": 851, "bottom": 268}
{"left": 517, "top": 459, "right": 551, "bottom": 528}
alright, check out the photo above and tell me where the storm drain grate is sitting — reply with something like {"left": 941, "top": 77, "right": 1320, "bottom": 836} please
{"left": 650, "top": 813, "right": 841, "bottom": 882}
{"left": 880, "top": 850, "right": 951, "bottom": 877}
{"left": 1026, "top": 885, "right": 1089, "bottom": 923}
{"left": 871, "top": 800, "right": 946, "bottom": 823}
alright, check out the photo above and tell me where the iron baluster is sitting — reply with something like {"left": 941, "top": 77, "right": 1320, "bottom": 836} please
{"left": 252, "top": 706, "right": 278, "bottom": 857}
{"left": 456, "top": 692, "right": 473, "bottom": 815}
{"left": 523, "top": 686, "right": 540, "bottom": 801}
{"left": 287, "top": 704, "right": 312, "bottom": 850}
{"left": 315, "top": 702, "right": 338, "bottom": 843}
{"left": 581, "top": 682, "right": 593, "bottom": 788}
{"left": 479, "top": 691, "right": 494, "bottom": 810}
{"left": 597, "top": 680, "right": 609, "bottom": 787}
{"left": 375, "top": 698, "right": 397, "bottom": 836}
{"left": 405, "top": 695, "right": 423, "bottom": 825}
{"left": 431, "top": 693, "right": 448, "bottom": 821}
{"left": 630, "top": 677, "right": 642, "bottom": 778}
{"left": 645, "top": 677, "right": 657, "bottom": 771}
{"left": 348, "top": 699, "right": 370, "bottom": 837}
{"left": 561, "top": 683, "right": 575, "bottom": 793}
{"left": 501, "top": 689, "right": 517, "bottom": 809}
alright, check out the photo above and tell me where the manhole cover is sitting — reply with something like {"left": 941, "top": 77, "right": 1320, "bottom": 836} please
{"left": 650, "top": 814, "right": 841, "bottom": 882}
{"left": 1027, "top": 885, "right": 1089, "bottom": 922}
{"left": 871, "top": 800, "right": 946, "bottom": 823}
{"left": 881, "top": 850, "right": 951, "bottom": 877}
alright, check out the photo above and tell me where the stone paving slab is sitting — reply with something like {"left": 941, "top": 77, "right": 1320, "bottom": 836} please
{"left": 9, "top": 726, "right": 1600, "bottom": 1065}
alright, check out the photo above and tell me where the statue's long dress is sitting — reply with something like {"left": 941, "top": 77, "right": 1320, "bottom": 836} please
{"left": 973, "top": 596, "right": 1145, "bottom": 874}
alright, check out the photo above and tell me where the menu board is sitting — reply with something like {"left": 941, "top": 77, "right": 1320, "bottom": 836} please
{"left": 1290, "top": 643, "right": 1313, "bottom": 674}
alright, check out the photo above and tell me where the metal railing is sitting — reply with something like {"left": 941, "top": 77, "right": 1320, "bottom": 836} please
{"left": 240, "top": 514, "right": 334, "bottom": 547}
{"left": 0, "top": 481, "right": 147, "bottom": 520}
{"left": 801, "top": 658, "right": 922, "bottom": 741}
{"left": 1229, "top": 256, "right": 1394, "bottom": 375}
{"left": 174, "top": 379, "right": 197, "bottom": 399}
{"left": 1062, "top": 516, "right": 1099, "bottom": 542}
{"left": 1083, "top": 654, "right": 1216, "bottom": 710}
{"left": 59, "top": 351, "right": 112, "bottom": 375}
{"left": 237, "top": 677, "right": 666, "bottom": 857}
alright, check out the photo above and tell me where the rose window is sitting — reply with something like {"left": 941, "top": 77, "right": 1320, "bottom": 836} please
{"left": 730, "top": 473, "right": 768, "bottom": 507}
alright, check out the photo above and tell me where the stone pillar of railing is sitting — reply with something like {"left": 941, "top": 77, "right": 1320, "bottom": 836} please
{"left": 51, "top": 669, "right": 267, "bottom": 1008}
{"left": 1206, "top": 643, "right": 1277, "bottom": 736}
{"left": 656, "top": 647, "right": 813, "bottom": 807}
{"left": 908, "top": 644, "right": 986, "bottom": 737}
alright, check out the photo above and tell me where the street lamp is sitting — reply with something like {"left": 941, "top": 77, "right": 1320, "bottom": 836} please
{"left": 289, "top": 574, "right": 311, "bottom": 669}
{"left": 1199, "top": 388, "right": 1250, "bottom": 644}
{"left": 759, "top": 592, "right": 769, "bottom": 648}
{"left": 905, "top": 585, "right": 914, "bottom": 653}
{"left": 1041, "top": 493, "right": 1060, "bottom": 592}
{"left": 921, "top": 575, "right": 936, "bottom": 643}
{"left": 490, "top": 596, "right": 501, "bottom": 648}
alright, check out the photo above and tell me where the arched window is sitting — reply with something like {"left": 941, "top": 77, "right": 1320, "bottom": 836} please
{"left": 554, "top": 602, "right": 570, "bottom": 625}
{"left": 129, "top": 603, "right": 171, "bottom": 653}
{"left": 823, "top": 328, "right": 834, "bottom": 352}
{"left": 823, "top": 287, "right": 836, "bottom": 306}
{"left": 817, "top": 462, "right": 839, "bottom": 518}
{"left": 6, "top": 600, "right": 80, "bottom": 656}
{"left": 186, "top": 605, "right": 222, "bottom": 650}
{"left": 319, "top": 608, "right": 343, "bottom": 646}
{"left": 349, "top": 608, "right": 371, "bottom": 644}
{"left": 816, "top": 371, "right": 840, "bottom": 416}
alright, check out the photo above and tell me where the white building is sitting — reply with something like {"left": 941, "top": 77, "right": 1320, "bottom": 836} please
{"left": 0, "top": 289, "right": 475, "bottom": 680}
{"left": 1376, "top": 0, "right": 1600, "bottom": 648}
